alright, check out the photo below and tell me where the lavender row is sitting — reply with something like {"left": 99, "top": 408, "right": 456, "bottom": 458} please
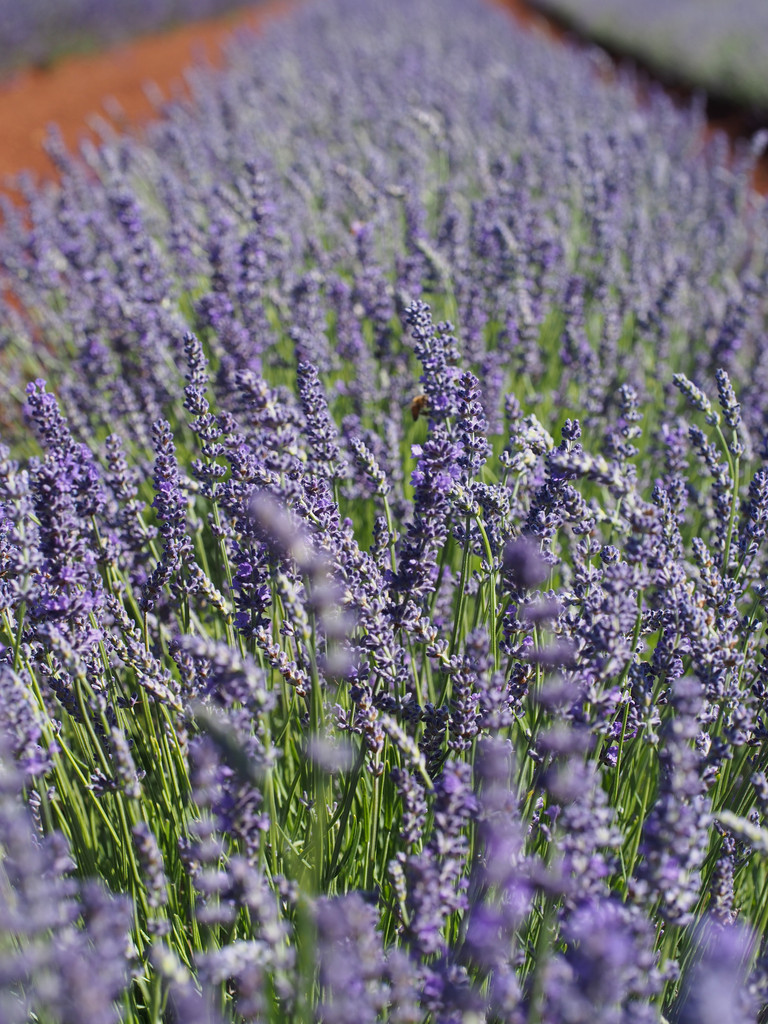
{"left": 528, "top": 0, "right": 768, "bottom": 108}
{"left": 1, "top": 0, "right": 768, "bottom": 1019}
{"left": 0, "top": 0, "right": 262, "bottom": 76}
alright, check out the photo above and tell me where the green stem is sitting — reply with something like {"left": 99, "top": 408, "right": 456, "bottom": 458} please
{"left": 323, "top": 745, "right": 366, "bottom": 887}
{"left": 12, "top": 602, "right": 25, "bottom": 671}
{"left": 722, "top": 453, "right": 740, "bottom": 575}
{"left": 449, "top": 517, "right": 472, "bottom": 661}
{"left": 473, "top": 512, "right": 498, "bottom": 670}
{"left": 365, "top": 772, "right": 382, "bottom": 893}
{"left": 382, "top": 494, "right": 398, "bottom": 576}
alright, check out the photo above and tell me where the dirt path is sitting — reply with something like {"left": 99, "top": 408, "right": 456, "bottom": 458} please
{"left": 489, "top": 0, "right": 563, "bottom": 35}
{"left": 0, "top": 1, "right": 293, "bottom": 192}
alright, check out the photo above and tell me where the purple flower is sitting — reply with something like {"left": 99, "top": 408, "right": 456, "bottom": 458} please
{"left": 296, "top": 361, "right": 347, "bottom": 482}
{"left": 0, "top": 731, "right": 132, "bottom": 1024}
{"left": 676, "top": 920, "right": 756, "bottom": 1024}
{"left": 399, "top": 761, "right": 478, "bottom": 957}
{"left": 502, "top": 536, "right": 549, "bottom": 592}
{"left": 536, "top": 899, "right": 661, "bottom": 1022}
{"left": 405, "top": 301, "right": 461, "bottom": 425}
{"left": 316, "top": 893, "right": 388, "bottom": 1024}
{"left": 141, "top": 418, "right": 194, "bottom": 614}
{"left": 633, "top": 677, "right": 711, "bottom": 927}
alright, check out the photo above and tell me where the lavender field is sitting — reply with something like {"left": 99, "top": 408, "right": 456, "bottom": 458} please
{"left": 0, "top": 0, "right": 260, "bottom": 76}
{"left": 528, "top": 0, "right": 768, "bottom": 108}
{"left": 1, "top": 0, "right": 768, "bottom": 1019}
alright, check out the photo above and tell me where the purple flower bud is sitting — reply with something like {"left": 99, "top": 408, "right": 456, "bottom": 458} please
{"left": 502, "top": 536, "right": 549, "bottom": 590}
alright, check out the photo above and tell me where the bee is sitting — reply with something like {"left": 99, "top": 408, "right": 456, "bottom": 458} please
{"left": 410, "top": 394, "right": 429, "bottom": 421}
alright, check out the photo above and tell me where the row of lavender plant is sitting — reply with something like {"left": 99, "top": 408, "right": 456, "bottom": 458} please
{"left": 2, "top": 0, "right": 768, "bottom": 1019}
{"left": 527, "top": 0, "right": 768, "bottom": 109}
{"left": 0, "top": 0, "right": 263, "bottom": 77}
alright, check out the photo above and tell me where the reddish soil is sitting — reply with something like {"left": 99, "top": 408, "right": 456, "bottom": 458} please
{"left": 0, "top": 0, "right": 293, "bottom": 193}
{"left": 490, "top": 0, "right": 566, "bottom": 41}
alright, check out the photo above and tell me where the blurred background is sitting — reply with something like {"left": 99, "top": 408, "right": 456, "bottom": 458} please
{"left": 0, "top": 0, "right": 261, "bottom": 75}
{"left": 0, "top": 0, "right": 281, "bottom": 188}
{"left": 2, "top": 0, "right": 768, "bottom": 190}
{"left": 526, "top": 0, "right": 768, "bottom": 109}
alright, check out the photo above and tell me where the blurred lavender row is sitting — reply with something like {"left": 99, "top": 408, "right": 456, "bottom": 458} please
{"left": 3, "top": 0, "right": 766, "bottom": 432}
{"left": 0, "top": 0, "right": 264, "bottom": 76}
{"left": 527, "top": 0, "right": 768, "bottom": 108}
